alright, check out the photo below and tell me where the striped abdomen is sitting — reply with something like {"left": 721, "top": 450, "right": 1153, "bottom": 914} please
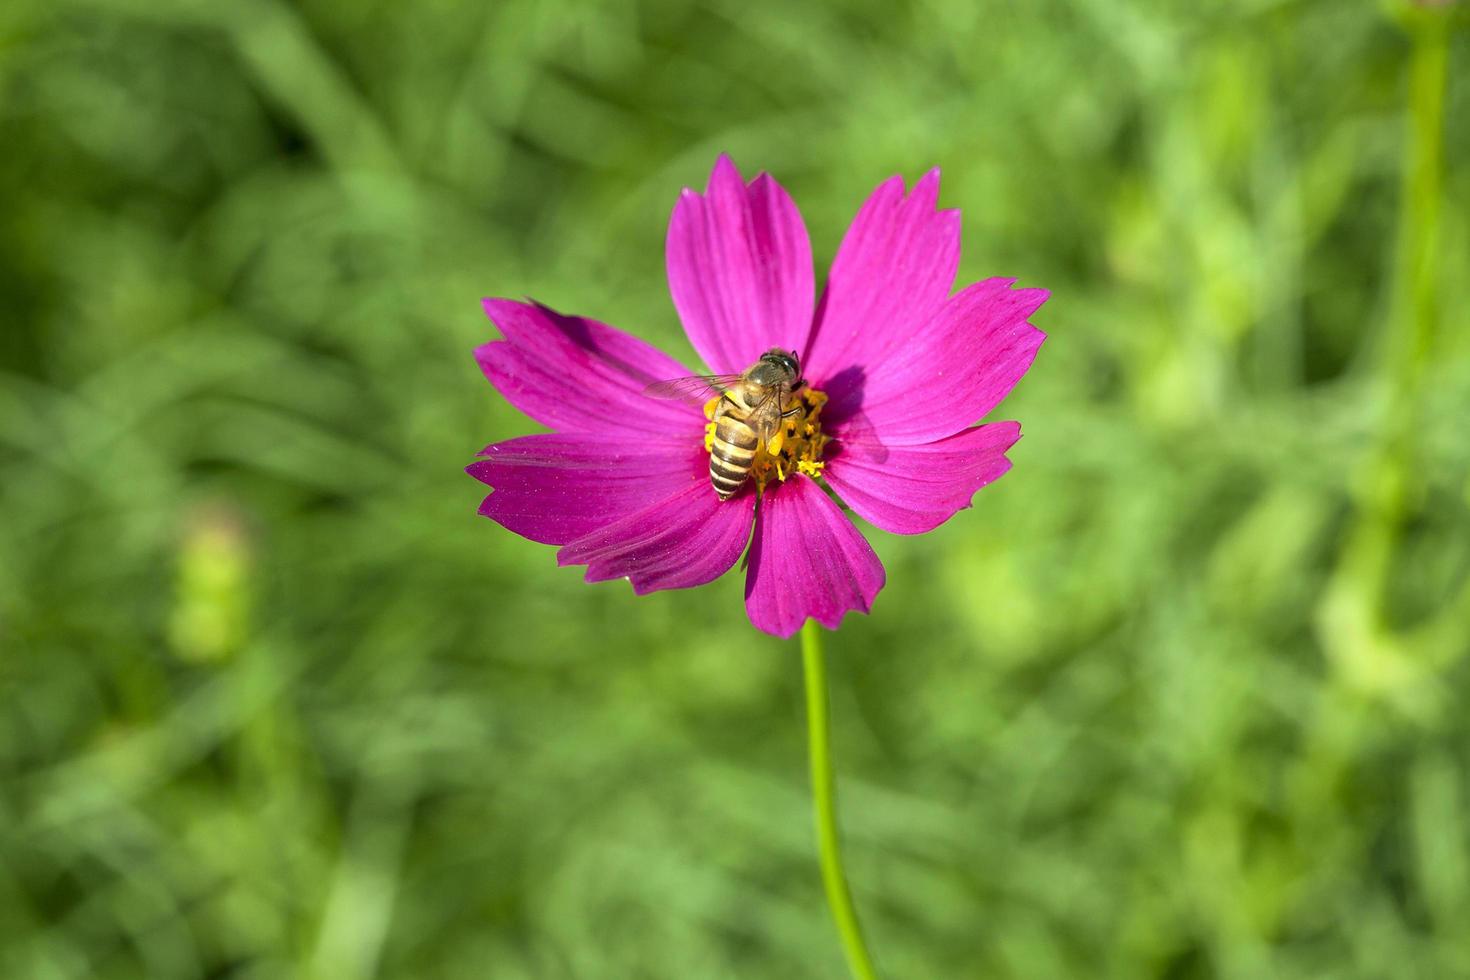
{"left": 709, "top": 392, "right": 759, "bottom": 500}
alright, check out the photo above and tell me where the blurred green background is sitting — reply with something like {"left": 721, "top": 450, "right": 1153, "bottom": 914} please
{"left": 3, "top": 0, "right": 1469, "bottom": 977}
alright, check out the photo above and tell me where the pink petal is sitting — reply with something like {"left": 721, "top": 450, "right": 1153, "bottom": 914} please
{"left": 468, "top": 435, "right": 705, "bottom": 546}
{"left": 558, "top": 482, "right": 755, "bottom": 594}
{"left": 822, "top": 422, "right": 1020, "bottom": 535}
{"left": 743, "top": 476, "right": 885, "bottom": 638}
{"left": 666, "top": 155, "right": 815, "bottom": 375}
{"left": 802, "top": 170, "right": 960, "bottom": 410}
{"left": 477, "top": 299, "right": 699, "bottom": 436}
{"left": 851, "top": 278, "right": 1047, "bottom": 445}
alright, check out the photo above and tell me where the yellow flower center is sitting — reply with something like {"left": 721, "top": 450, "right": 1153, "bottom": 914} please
{"left": 704, "top": 388, "right": 831, "bottom": 495}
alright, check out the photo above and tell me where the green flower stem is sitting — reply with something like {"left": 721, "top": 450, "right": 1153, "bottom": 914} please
{"left": 1381, "top": 4, "right": 1448, "bottom": 433}
{"left": 1318, "top": 4, "right": 1451, "bottom": 666}
{"left": 800, "top": 619, "right": 878, "bottom": 980}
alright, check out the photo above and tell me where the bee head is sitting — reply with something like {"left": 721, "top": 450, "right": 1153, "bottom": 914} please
{"left": 760, "top": 348, "right": 800, "bottom": 379}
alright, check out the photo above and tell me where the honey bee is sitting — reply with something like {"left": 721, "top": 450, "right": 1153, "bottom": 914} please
{"left": 644, "top": 348, "right": 804, "bottom": 500}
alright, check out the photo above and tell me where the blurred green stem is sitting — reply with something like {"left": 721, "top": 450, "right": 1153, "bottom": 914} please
{"left": 801, "top": 620, "right": 878, "bottom": 980}
{"left": 1317, "top": 6, "right": 1450, "bottom": 675}
{"left": 1386, "top": 5, "right": 1447, "bottom": 407}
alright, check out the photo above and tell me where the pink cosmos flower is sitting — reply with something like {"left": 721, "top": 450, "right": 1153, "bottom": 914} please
{"left": 468, "top": 157, "right": 1047, "bottom": 638}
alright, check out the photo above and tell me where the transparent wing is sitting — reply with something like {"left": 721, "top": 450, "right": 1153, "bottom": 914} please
{"left": 641, "top": 374, "right": 744, "bottom": 400}
{"left": 745, "top": 383, "right": 789, "bottom": 443}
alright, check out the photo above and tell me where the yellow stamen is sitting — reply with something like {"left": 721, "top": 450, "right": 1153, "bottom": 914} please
{"left": 766, "top": 427, "right": 786, "bottom": 458}
{"left": 749, "top": 387, "right": 831, "bottom": 495}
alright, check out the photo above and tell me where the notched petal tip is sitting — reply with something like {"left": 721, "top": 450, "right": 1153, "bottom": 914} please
{"left": 843, "top": 275, "right": 1049, "bottom": 445}
{"left": 802, "top": 167, "right": 963, "bottom": 392}
{"left": 1023, "top": 288, "right": 1052, "bottom": 324}
{"left": 748, "top": 170, "right": 780, "bottom": 193}
{"left": 995, "top": 418, "right": 1024, "bottom": 449}
{"left": 480, "top": 295, "right": 524, "bottom": 329}
{"left": 666, "top": 155, "right": 816, "bottom": 376}
{"left": 743, "top": 477, "right": 885, "bottom": 638}
{"left": 871, "top": 173, "right": 906, "bottom": 199}
{"left": 707, "top": 153, "right": 745, "bottom": 191}
{"left": 823, "top": 422, "right": 1023, "bottom": 536}
{"left": 908, "top": 168, "right": 942, "bottom": 208}
{"left": 989, "top": 281, "right": 1050, "bottom": 320}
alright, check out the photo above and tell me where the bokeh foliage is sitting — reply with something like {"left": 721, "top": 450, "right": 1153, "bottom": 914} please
{"left": 3, "top": 0, "right": 1469, "bottom": 977}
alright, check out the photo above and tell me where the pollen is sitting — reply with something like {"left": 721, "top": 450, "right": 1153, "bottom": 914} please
{"left": 751, "top": 388, "right": 830, "bottom": 494}
{"left": 703, "top": 395, "right": 722, "bottom": 453}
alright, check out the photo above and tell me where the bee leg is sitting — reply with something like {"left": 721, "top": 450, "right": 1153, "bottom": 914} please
{"left": 766, "top": 429, "right": 786, "bottom": 457}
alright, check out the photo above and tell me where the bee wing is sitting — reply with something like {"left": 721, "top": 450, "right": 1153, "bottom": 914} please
{"left": 745, "top": 382, "right": 789, "bottom": 443}
{"left": 641, "top": 374, "right": 744, "bottom": 401}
